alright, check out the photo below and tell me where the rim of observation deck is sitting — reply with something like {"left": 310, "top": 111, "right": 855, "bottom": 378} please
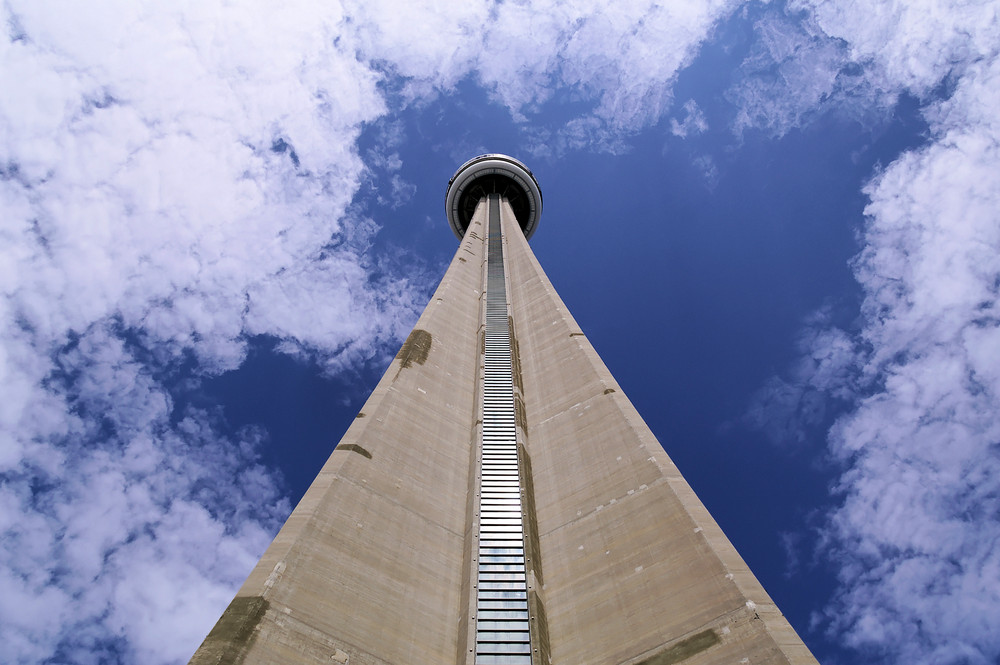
{"left": 445, "top": 154, "right": 543, "bottom": 241}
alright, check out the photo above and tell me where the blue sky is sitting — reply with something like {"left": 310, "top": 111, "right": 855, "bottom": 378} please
{"left": 2, "top": 1, "right": 999, "bottom": 664}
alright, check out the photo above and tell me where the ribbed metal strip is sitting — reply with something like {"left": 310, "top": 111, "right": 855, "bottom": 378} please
{"left": 475, "top": 194, "right": 532, "bottom": 665}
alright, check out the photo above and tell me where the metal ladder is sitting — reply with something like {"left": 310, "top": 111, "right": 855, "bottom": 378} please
{"left": 474, "top": 194, "right": 533, "bottom": 665}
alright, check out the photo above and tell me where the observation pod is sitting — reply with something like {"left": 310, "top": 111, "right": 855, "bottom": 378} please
{"left": 446, "top": 153, "right": 542, "bottom": 240}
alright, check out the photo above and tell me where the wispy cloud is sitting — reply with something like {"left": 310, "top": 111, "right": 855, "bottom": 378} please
{"left": 745, "top": 310, "right": 858, "bottom": 446}
{"left": 344, "top": 0, "right": 741, "bottom": 147}
{"left": 671, "top": 99, "right": 709, "bottom": 138}
{"left": 796, "top": 0, "right": 999, "bottom": 96}
{"left": 729, "top": 7, "right": 893, "bottom": 137}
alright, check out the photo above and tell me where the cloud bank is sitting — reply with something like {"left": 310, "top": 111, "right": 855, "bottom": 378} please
{"left": 0, "top": 1, "right": 416, "bottom": 662}
{"left": 823, "top": 57, "right": 1000, "bottom": 664}
{"left": 742, "top": 1, "right": 1000, "bottom": 662}
{"left": 342, "top": 0, "right": 740, "bottom": 149}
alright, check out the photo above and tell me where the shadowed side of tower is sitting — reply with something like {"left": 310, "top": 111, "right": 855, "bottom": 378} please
{"left": 187, "top": 155, "right": 818, "bottom": 665}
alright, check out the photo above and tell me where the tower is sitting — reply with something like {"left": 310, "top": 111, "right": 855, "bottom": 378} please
{"left": 189, "top": 155, "right": 818, "bottom": 665}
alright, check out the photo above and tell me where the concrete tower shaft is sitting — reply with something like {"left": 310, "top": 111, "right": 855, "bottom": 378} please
{"left": 187, "top": 156, "right": 818, "bottom": 665}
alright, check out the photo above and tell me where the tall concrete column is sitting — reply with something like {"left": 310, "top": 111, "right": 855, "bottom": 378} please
{"left": 188, "top": 154, "right": 819, "bottom": 665}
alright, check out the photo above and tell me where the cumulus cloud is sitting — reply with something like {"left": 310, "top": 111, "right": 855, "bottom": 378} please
{"left": 743, "top": 1, "right": 1000, "bottom": 661}
{"left": 0, "top": 323, "right": 290, "bottom": 664}
{"left": 0, "top": 1, "right": 424, "bottom": 662}
{"left": 821, "top": 56, "right": 1000, "bottom": 663}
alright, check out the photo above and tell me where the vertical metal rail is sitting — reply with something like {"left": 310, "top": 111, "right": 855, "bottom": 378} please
{"left": 474, "top": 194, "right": 533, "bottom": 665}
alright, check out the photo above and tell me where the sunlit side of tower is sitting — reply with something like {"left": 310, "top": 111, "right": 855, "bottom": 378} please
{"left": 189, "top": 155, "right": 818, "bottom": 665}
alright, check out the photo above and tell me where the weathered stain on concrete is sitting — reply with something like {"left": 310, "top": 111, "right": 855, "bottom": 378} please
{"left": 528, "top": 589, "right": 551, "bottom": 665}
{"left": 636, "top": 630, "right": 720, "bottom": 665}
{"left": 508, "top": 316, "right": 524, "bottom": 394}
{"left": 188, "top": 596, "right": 269, "bottom": 665}
{"left": 337, "top": 443, "right": 372, "bottom": 459}
{"left": 396, "top": 329, "right": 432, "bottom": 368}
{"left": 518, "top": 442, "right": 543, "bottom": 586}
{"left": 514, "top": 394, "right": 529, "bottom": 434}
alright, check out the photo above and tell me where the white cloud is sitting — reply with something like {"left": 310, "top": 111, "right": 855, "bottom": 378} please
{"left": 729, "top": 8, "right": 893, "bottom": 137}
{"left": 794, "top": 0, "right": 1000, "bottom": 97}
{"left": 820, "top": 56, "right": 1000, "bottom": 663}
{"left": 732, "top": 0, "right": 1000, "bottom": 138}
{"left": 0, "top": 324, "right": 292, "bottom": 665}
{"left": 0, "top": 0, "right": 423, "bottom": 662}
{"left": 344, "top": 0, "right": 740, "bottom": 145}
{"left": 740, "top": 0, "right": 1000, "bottom": 660}
{"left": 692, "top": 154, "right": 720, "bottom": 188}
{"left": 745, "top": 311, "right": 858, "bottom": 446}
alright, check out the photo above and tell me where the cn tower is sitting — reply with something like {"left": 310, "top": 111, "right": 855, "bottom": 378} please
{"left": 189, "top": 155, "right": 818, "bottom": 665}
